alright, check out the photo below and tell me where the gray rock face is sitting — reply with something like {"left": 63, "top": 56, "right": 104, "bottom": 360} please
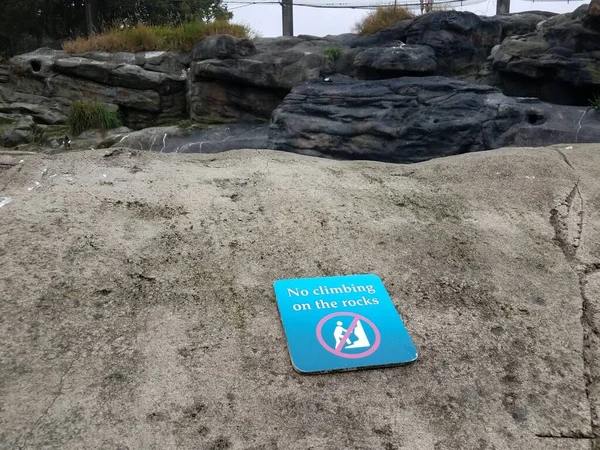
{"left": 491, "top": 5, "right": 600, "bottom": 104}
{"left": 53, "top": 57, "right": 186, "bottom": 91}
{"left": 101, "top": 123, "right": 269, "bottom": 153}
{"left": 189, "top": 80, "right": 286, "bottom": 124}
{"left": 192, "top": 35, "right": 256, "bottom": 60}
{"left": 0, "top": 86, "right": 67, "bottom": 124}
{"left": 2, "top": 145, "right": 600, "bottom": 449}
{"left": 0, "top": 63, "right": 9, "bottom": 84}
{"left": 352, "top": 11, "right": 552, "bottom": 77}
{"left": 269, "top": 77, "right": 600, "bottom": 163}
{"left": 186, "top": 12, "right": 549, "bottom": 123}
{"left": 6, "top": 49, "right": 187, "bottom": 129}
{"left": 189, "top": 35, "right": 333, "bottom": 123}
{"left": 353, "top": 44, "right": 437, "bottom": 75}
{"left": 405, "top": 11, "right": 502, "bottom": 77}
{"left": 0, "top": 113, "right": 35, "bottom": 147}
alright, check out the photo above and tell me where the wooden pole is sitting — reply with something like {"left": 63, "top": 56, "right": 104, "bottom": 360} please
{"left": 496, "top": 0, "right": 510, "bottom": 14}
{"left": 282, "top": 0, "right": 294, "bottom": 36}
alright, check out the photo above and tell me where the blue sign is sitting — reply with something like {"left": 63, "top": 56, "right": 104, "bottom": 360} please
{"left": 273, "top": 274, "right": 418, "bottom": 374}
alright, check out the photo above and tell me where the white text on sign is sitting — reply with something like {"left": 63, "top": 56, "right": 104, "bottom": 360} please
{"left": 287, "top": 283, "right": 380, "bottom": 312}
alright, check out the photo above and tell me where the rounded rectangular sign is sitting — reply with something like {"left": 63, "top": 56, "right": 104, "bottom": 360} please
{"left": 273, "top": 274, "right": 418, "bottom": 374}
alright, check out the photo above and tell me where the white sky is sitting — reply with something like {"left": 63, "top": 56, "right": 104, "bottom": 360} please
{"left": 231, "top": 0, "right": 585, "bottom": 37}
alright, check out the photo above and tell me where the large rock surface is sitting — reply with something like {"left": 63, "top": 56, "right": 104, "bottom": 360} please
{"left": 101, "top": 123, "right": 269, "bottom": 153}
{"left": 5, "top": 48, "right": 188, "bottom": 130}
{"left": 0, "top": 113, "right": 35, "bottom": 147}
{"left": 490, "top": 4, "right": 600, "bottom": 104}
{"left": 269, "top": 77, "right": 600, "bottom": 163}
{"left": 188, "top": 12, "right": 548, "bottom": 123}
{"left": 0, "top": 63, "right": 9, "bottom": 84}
{"left": 1, "top": 145, "right": 600, "bottom": 449}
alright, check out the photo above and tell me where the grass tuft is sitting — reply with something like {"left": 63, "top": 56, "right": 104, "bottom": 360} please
{"left": 354, "top": 6, "right": 414, "bottom": 36}
{"left": 62, "top": 20, "right": 251, "bottom": 54}
{"left": 589, "top": 93, "right": 600, "bottom": 113}
{"left": 324, "top": 47, "right": 343, "bottom": 62}
{"left": 68, "top": 101, "right": 122, "bottom": 136}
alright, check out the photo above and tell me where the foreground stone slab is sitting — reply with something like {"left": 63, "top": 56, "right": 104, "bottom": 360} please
{"left": 0, "top": 145, "right": 599, "bottom": 449}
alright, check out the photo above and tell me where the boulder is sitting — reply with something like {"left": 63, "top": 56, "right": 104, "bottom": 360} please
{"left": 269, "top": 77, "right": 600, "bottom": 163}
{"left": 53, "top": 57, "right": 186, "bottom": 92}
{"left": 0, "top": 102, "right": 66, "bottom": 125}
{"left": 192, "top": 35, "right": 257, "bottom": 61}
{"left": 0, "top": 86, "right": 67, "bottom": 124}
{"left": 0, "top": 64, "right": 9, "bottom": 84}
{"left": 353, "top": 44, "right": 437, "bottom": 75}
{"left": 191, "top": 51, "right": 328, "bottom": 90}
{"left": 64, "top": 51, "right": 190, "bottom": 74}
{"left": 6, "top": 49, "right": 188, "bottom": 129}
{"left": 186, "top": 12, "right": 551, "bottom": 123}
{"left": 493, "top": 11, "right": 557, "bottom": 39}
{"left": 404, "top": 11, "right": 502, "bottom": 76}
{"left": 349, "top": 12, "right": 552, "bottom": 50}
{"left": 10, "top": 48, "right": 68, "bottom": 78}
{"left": 0, "top": 113, "right": 35, "bottom": 147}
{"left": 491, "top": 5, "right": 600, "bottom": 105}
{"left": 189, "top": 37, "right": 335, "bottom": 122}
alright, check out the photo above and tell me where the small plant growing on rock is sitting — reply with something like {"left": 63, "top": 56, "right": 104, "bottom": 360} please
{"left": 68, "top": 101, "right": 121, "bottom": 136}
{"left": 589, "top": 93, "right": 600, "bottom": 113}
{"left": 324, "top": 47, "right": 343, "bottom": 62}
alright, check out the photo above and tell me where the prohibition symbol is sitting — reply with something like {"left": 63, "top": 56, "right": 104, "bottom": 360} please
{"left": 316, "top": 312, "right": 381, "bottom": 359}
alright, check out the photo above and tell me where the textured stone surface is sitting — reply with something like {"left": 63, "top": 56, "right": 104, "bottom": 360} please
{"left": 0, "top": 63, "right": 9, "bottom": 84}
{"left": 491, "top": 5, "right": 600, "bottom": 105}
{"left": 0, "top": 113, "right": 35, "bottom": 147}
{"left": 353, "top": 44, "right": 437, "bottom": 75}
{"left": 5, "top": 49, "right": 187, "bottom": 129}
{"left": 269, "top": 77, "right": 600, "bottom": 163}
{"left": 101, "top": 123, "right": 269, "bottom": 153}
{"left": 0, "top": 145, "right": 599, "bottom": 449}
{"left": 192, "top": 35, "right": 257, "bottom": 61}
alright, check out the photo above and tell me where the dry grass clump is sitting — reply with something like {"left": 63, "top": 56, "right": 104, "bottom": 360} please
{"left": 354, "top": 6, "right": 414, "bottom": 36}
{"left": 63, "top": 20, "right": 250, "bottom": 53}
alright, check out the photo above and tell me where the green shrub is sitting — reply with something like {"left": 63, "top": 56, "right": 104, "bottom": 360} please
{"left": 354, "top": 6, "right": 414, "bottom": 36}
{"left": 62, "top": 20, "right": 251, "bottom": 54}
{"left": 589, "top": 93, "right": 600, "bottom": 113}
{"left": 324, "top": 47, "right": 343, "bottom": 62}
{"left": 68, "top": 101, "right": 122, "bottom": 136}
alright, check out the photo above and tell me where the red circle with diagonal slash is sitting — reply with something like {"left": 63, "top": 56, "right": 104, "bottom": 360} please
{"left": 316, "top": 312, "right": 381, "bottom": 359}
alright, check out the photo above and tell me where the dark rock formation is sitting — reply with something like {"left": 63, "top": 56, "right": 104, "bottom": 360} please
{"left": 0, "top": 7, "right": 596, "bottom": 156}
{"left": 0, "top": 63, "right": 9, "bottom": 84}
{"left": 189, "top": 35, "right": 331, "bottom": 123}
{"left": 353, "top": 11, "right": 553, "bottom": 77}
{"left": 490, "top": 4, "right": 600, "bottom": 105}
{"left": 269, "top": 77, "right": 600, "bottom": 163}
{"left": 353, "top": 44, "right": 437, "bottom": 76}
{"left": 187, "top": 12, "right": 549, "bottom": 123}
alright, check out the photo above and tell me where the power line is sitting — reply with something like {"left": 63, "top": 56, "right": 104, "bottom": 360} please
{"left": 224, "top": 0, "right": 487, "bottom": 9}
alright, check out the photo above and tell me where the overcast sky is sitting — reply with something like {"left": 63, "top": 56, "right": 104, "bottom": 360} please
{"left": 231, "top": 0, "right": 585, "bottom": 37}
